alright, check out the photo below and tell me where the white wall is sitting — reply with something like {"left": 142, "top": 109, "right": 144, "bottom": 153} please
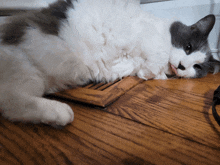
{"left": 141, "top": 0, "right": 220, "bottom": 59}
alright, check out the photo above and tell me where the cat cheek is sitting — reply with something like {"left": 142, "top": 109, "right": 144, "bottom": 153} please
{"left": 177, "top": 68, "right": 196, "bottom": 78}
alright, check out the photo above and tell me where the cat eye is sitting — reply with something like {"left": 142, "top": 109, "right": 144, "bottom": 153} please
{"left": 185, "top": 43, "right": 192, "bottom": 55}
{"left": 193, "top": 64, "right": 202, "bottom": 70}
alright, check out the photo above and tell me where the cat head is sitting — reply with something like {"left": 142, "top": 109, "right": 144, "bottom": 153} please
{"left": 169, "top": 14, "right": 220, "bottom": 78}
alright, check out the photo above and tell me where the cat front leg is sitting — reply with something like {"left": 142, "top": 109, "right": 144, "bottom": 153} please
{"left": 154, "top": 72, "right": 168, "bottom": 80}
{"left": 27, "top": 97, "right": 74, "bottom": 126}
{"left": 0, "top": 76, "right": 74, "bottom": 126}
{"left": 1, "top": 92, "right": 74, "bottom": 126}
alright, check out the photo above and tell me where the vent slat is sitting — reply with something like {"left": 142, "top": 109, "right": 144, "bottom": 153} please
{"left": 98, "top": 79, "right": 120, "bottom": 91}
{"left": 53, "top": 76, "right": 144, "bottom": 107}
{"left": 83, "top": 83, "right": 95, "bottom": 89}
{"left": 89, "top": 83, "right": 105, "bottom": 90}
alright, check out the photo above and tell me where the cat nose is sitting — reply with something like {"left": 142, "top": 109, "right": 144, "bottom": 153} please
{"left": 177, "top": 63, "right": 185, "bottom": 70}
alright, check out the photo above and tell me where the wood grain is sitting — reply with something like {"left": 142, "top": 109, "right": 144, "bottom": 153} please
{"left": 107, "top": 74, "right": 220, "bottom": 148}
{"left": 0, "top": 73, "right": 220, "bottom": 165}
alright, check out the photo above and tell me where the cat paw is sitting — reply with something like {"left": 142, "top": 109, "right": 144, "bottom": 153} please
{"left": 155, "top": 73, "right": 167, "bottom": 80}
{"left": 40, "top": 100, "right": 74, "bottom": 126}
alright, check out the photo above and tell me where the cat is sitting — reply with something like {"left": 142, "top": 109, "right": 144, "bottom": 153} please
{"left": 0, "top": 0, "right": 219, "bottom": 126}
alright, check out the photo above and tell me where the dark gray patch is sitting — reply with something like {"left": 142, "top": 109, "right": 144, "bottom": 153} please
{"left": 1, "top": 0, "right": 74, "bottom": 45}
{"left": 170, "top": 22, "right": 209, "bottom": 55}
{"left": 32, "top": 0, "right": 74, "bottom": 35}
{"left": 191, "top": 52, "right": 220, "bottom": 78}
{"left": 1, "top": 19, "right": 28, "bottom": 45}
{"left": 189, "top": 51, "right": 218, "bottom": 78}
{"left": 193, "top": 60, "right": 210, "bottom": 78}
{"left": 170, "top": 15, "right": 215, "bottom": 55}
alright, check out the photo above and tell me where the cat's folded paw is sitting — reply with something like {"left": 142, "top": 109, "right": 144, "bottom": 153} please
{"left": 154, "top": 73, "right": 168, "bottom": 80}
{"left": 41, "top": 100, "right": 74, "bottom": 126}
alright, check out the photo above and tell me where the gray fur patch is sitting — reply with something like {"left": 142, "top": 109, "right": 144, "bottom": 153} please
{"left": 170, "top": 21, "right": 210, "bottom": 55}
{"left": 1, "top": 0, "right": 73, "bottom": 45}
{"left": 1, "top": 19, "right": 28, "bottom": 45}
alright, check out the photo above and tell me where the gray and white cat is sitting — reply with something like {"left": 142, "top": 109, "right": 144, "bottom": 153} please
{"left": 0, "top": 0, "right": 219, "bottom": 126}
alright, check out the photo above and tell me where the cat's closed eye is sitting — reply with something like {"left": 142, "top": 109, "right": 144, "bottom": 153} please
{"left": 193, "top": 64, "right": 202, "bottom": 70}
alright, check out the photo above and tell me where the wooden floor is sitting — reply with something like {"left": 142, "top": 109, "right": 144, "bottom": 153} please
{"left": 0, "top": 73, "right": 220, "bottom": 165}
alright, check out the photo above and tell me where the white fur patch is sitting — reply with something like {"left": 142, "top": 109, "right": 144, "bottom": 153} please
{"left": 59, "top": 0, "right": 173, "bottom": 82}
{"left": 170, "top": 47, "right": 207, "bottom": 77}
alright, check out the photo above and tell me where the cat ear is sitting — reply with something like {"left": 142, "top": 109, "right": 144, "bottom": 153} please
{"left": 191, "top": 14, "right": 216, "bottom": 36}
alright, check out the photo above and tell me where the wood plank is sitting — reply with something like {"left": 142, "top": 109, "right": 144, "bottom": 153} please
{"left": 0, "top": 102, "right": 220, "bottom": 165}
{"left": 1, "top": 73, "right": 220, "bottom": 165}
{"left": 107, "top": 73, "right": 220, "bottom": 148}
{"left": 53, "top": 76, "right": 143, "bottom": 107}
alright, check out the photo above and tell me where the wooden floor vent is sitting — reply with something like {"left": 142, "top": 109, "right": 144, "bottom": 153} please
{"left": 53, "top": 76, "right": 143, "bottom": 107}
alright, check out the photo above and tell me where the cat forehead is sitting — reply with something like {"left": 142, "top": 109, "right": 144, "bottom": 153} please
{"left": 170, "top": 22, "right": 205, "bottom": 45}
{"left": 169, "top": 21, "right": 210, "bottom": 54}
